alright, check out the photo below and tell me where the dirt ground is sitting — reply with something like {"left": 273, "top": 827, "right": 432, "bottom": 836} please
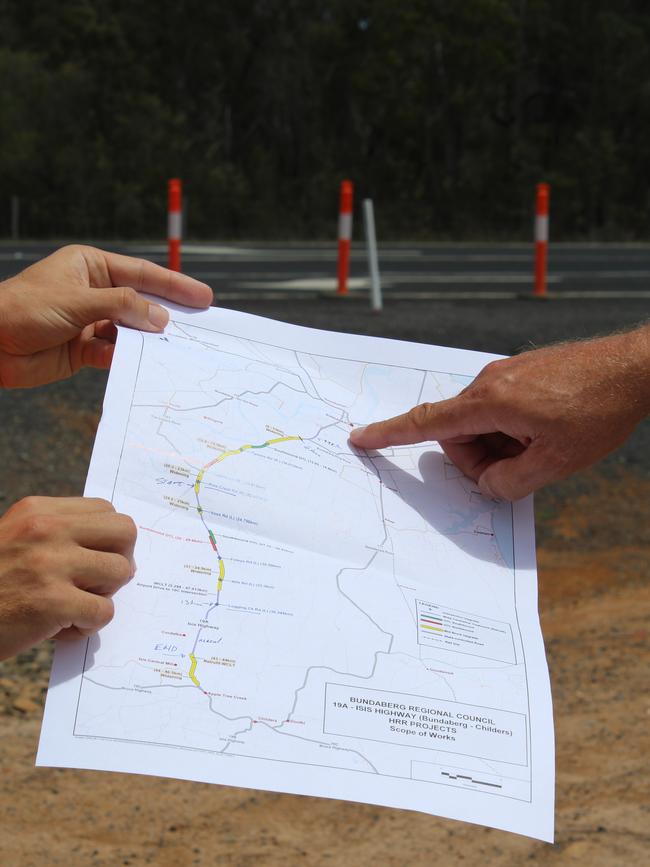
{"left": 0, "top": 296, "right": 648, "bottom": 866}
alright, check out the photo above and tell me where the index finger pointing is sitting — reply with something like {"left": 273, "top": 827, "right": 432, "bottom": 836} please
{"left": 94, "top": 250, "right": 213, "bottom": 309}
{"left": 349, "top": 396, "right": 494, "bottom": 450}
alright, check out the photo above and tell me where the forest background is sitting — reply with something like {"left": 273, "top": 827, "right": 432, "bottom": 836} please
{"left": 1, "top": 0, "right": 649, "bottom": 240}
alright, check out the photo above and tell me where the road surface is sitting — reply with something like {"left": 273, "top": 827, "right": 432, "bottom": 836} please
{"left": 1, "top": 241, "right": 650, "bottom": 299}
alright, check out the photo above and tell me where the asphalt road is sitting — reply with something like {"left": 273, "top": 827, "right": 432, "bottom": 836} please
{"left": 1, "top": 241, "right": 650, "bottom": 299}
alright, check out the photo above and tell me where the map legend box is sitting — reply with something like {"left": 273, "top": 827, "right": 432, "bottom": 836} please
{"left": 416, "top": 600, "right": 516, "bottom": 664}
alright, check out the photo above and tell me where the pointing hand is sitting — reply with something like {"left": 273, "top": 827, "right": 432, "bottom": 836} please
{"left": 350, "top": 326, "right": 650, "bottom": 500}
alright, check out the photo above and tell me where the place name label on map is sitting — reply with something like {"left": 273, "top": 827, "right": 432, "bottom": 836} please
{"left": 198, "top": 437, "right": 226, "bottom": 450}
{"left": 164, "top": 463, "right": 191, "bottom": 477}
{"left": 163, "top": 495, "right": 190, "bottom": 510}
{"left": 184, "top": 564, "right": 211, "bottom": 575}
{"left": 323, "top": 683, "right": 527, "bottom": 765}
{"left": 203, "top": 657, "right": 236, "bottom": 667}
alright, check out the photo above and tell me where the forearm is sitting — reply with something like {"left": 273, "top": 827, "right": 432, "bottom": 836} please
{"left": 594, "top": 322, "right": 650, "bottom": 422}
{"left": 623, "top": 322, "right": 650, "bottom": 412}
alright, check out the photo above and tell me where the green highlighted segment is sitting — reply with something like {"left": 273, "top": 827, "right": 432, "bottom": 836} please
{"left": 214, "top": 435, "right": 301, "bottom": 463}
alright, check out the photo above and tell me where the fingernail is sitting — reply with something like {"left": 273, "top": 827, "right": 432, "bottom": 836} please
{"left": 349, "top": 426, "right": 366, "bottom": 443}
{"left": 148, "top": 304, "right": 169, "bottom": 330}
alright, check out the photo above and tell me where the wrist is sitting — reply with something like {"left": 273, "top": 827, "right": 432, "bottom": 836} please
{"left": 0, "top": 276, "right": 17, "bottom": 351}
{"left": 606, "top": 323, "right": 650, "bottom": 418}
{"left": 0, "top": 275, "right": 28, "bottom": 389}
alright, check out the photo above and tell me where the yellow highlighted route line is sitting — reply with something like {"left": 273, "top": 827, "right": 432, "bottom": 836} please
{"left": 188, "top": 652, "right": 201, "bottom": 687}
{"left": 189, "top": 435, "right": 301, "bottom": 688}
{"left": 193, "top": 437, "right": 301, "bottom": 494}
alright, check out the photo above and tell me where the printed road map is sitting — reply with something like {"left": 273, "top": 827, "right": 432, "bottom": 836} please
{"left": 38, "top": 305, "right": 554, "bottom": 841}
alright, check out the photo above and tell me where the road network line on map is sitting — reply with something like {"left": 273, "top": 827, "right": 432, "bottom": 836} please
{"left": 170, "top": 325, "right": 322, "bottom": 399}
{"left": 221, "top": 716, "right": 380, "bottom": 773}
{"left": 134, "top": 378, "right": 310, "bottom": 414}
{"left": 187, "top": 434, "right": 302, "bottom": 689}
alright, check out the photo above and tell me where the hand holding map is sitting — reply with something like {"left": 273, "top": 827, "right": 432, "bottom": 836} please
{"left": 0, "top": 244, "right": 212, "bottom": 388}
{"left": 0, "top": 496, "right": 135, "bottom": 660}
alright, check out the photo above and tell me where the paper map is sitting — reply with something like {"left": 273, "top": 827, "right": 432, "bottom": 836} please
{"left": 37, "top": 305, "right": 554, "bottom": 841}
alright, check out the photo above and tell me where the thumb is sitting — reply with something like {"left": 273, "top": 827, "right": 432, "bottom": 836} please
{"left": 477, "top": 444, "right": 551, "bottom": 501}
{"left": 349, "top": 395, "right": 493, "bottom": 450}
{"left": 72, "top": 286, "right": 170, "bottom": 332}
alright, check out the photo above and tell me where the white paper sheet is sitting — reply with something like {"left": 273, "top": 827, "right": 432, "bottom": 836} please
{"left": 37, "top": 305, "right": 554, "bottom": 841}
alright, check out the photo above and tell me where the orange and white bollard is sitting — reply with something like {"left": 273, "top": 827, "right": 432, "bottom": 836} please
{"left": 337, "top": 180, "right": 354, "bottom": 295}
{"left": 168, "top": 178, "right": 182, "bottom": 272}
{"left": 534, "top": 183, "right": 550, "bottom": 297}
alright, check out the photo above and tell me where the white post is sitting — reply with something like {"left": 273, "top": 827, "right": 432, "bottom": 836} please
{"left": 362, "top": 198, "right": 382, "bottom": 311}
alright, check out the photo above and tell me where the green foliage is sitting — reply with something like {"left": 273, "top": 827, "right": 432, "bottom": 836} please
{"left": 0, "top": 0, "right": 649, "bottom": 238}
